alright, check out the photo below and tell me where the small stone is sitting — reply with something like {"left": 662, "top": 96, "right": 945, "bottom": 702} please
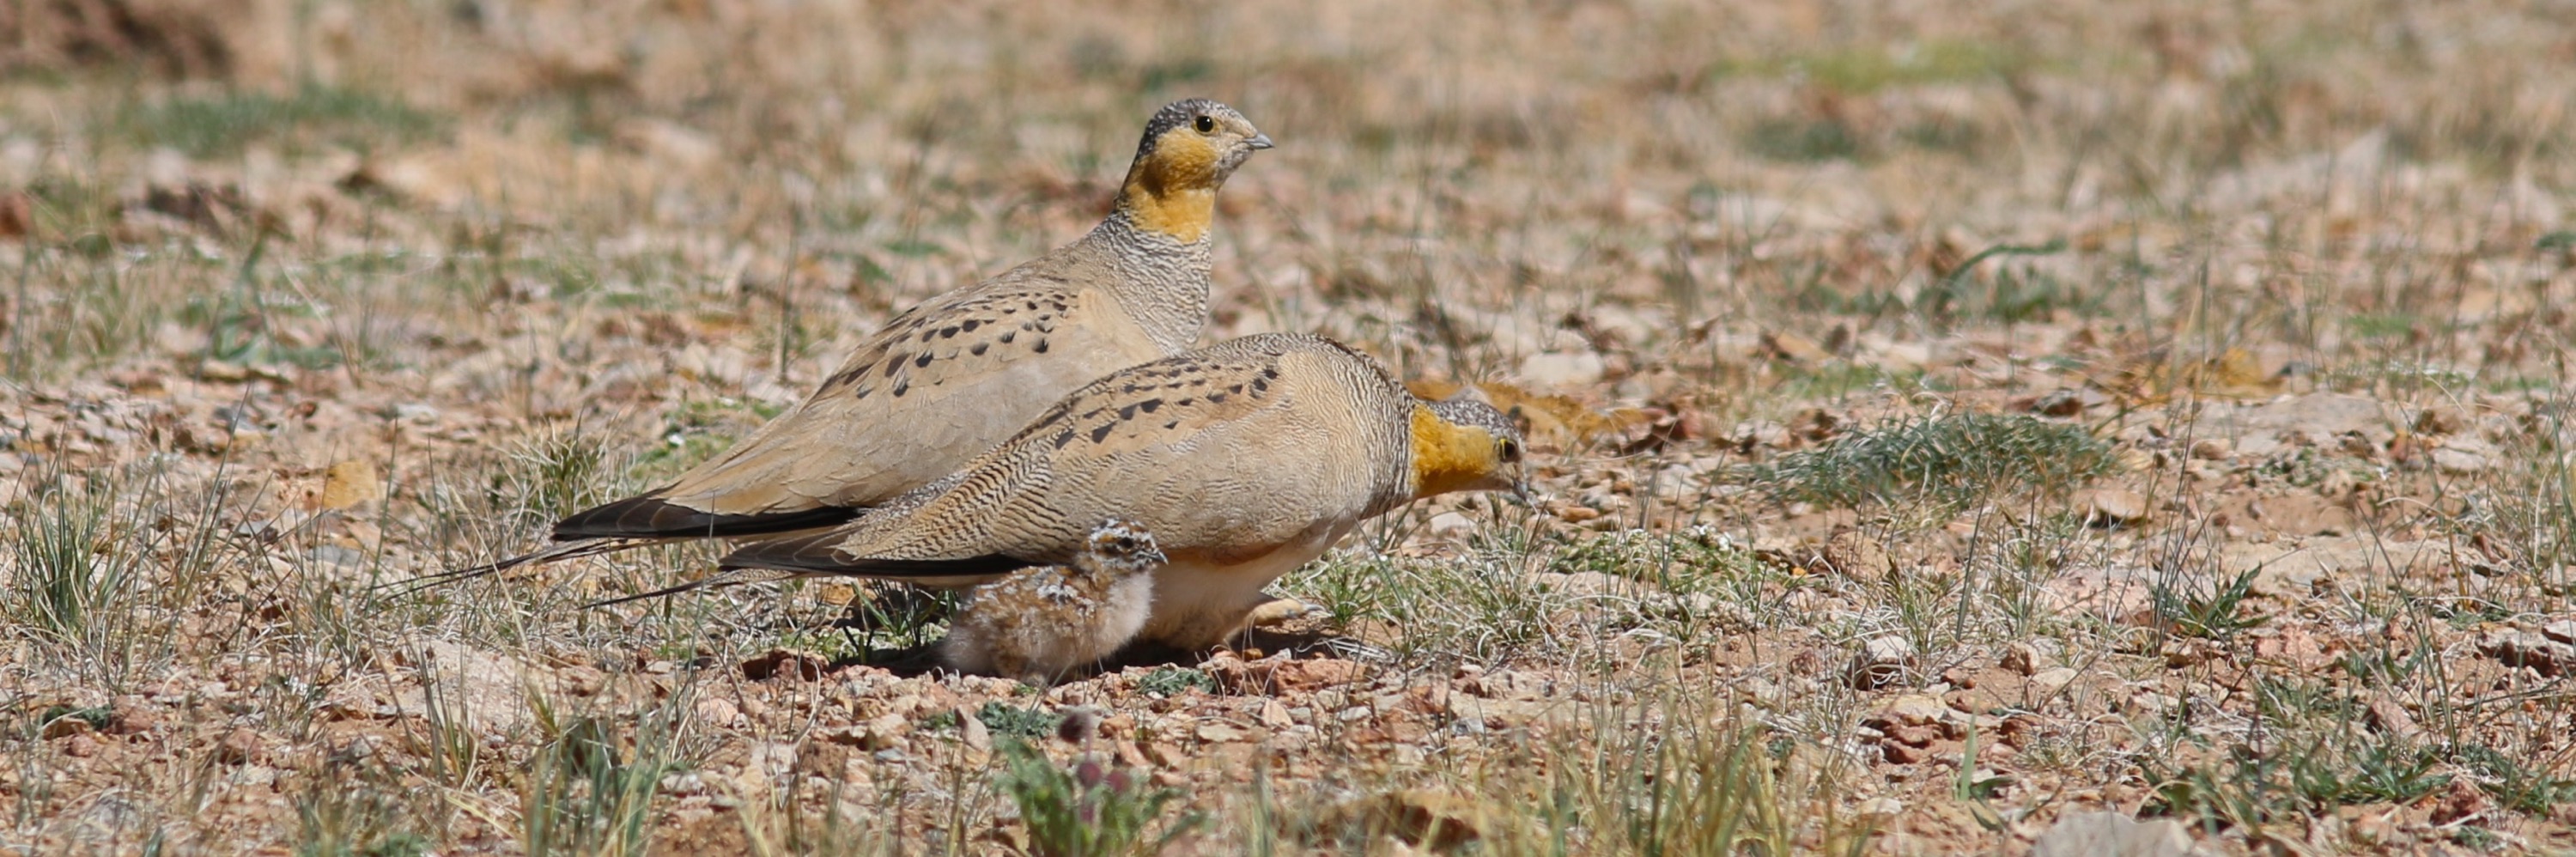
{"left": 659, "top": 771, "right": 708, "bottom": 795}
{"left": 388, "top": 402, "right": 441, "bottom": 422}
{"left": 1850, "top": 635, "right": 1916, "bottom": 690}
{"left": 1870, "top": 694, "right": 1949, "bottom": 727}
{"left": 2412, "top": 408, "right": 2466, "bottom": 436}
{"left": 740, "top": 648, "right": 829, "bottom": 682}
{"left": 2032, "top": 389, "right": 2085, "bottom": 416}
{"left": 1465, "top": 670, "right": 1552, "bottom": 701}
{"left": 2482, "top": 628, "right": 2576, "bottom": 677}
{"left": 693, "top": 696, "right": 744, "bottom": 729}
{"left": 41, "top": 715, "right": 94, "bottom": 740}
{"left": 2081, "top": 489, "right": 2149, "bottom": 526}
{"left": 957, "top": 707, "right": 991, "bottom": 752}
{"left": 61, "top": 732, "right": 102, "bottom": 757}
{"left": 2431, "top": 446, "right": 2488, "bottom": 474}
{"left": 106, "top": 704, "right": 157, "bottom": 736}
{"left": 1758, "top": 329, "right": 1832, "bottom": 364}
{"left": 216, "top": 727, "right": 264, "bottom": 765}
{"left": 318, "top": 459, "right": 383, "bottom": 510}
{"left": 1425, "top": 512, "right": 1478, "bottom": 540}
{"left": 2364, "top": 695, "right": 2421, "bottom": 743}
{"left": 1817, "top": 529, "right": 1893, "bottom": 581}
{"left": 1207, "top": 656, "right": 1367, "bottom": 694}
{"left": 2236, "top": 393, "right": 2391, "bottom": 442}
{"left": 1196, "top": 720, "right": 1252, "bottom": 743}
{"left": 1881, "top": 738, "right": 1941, "bottom": 764}
{"left": 2030, "top": 811, "right": 2196, "bottom": 857}
{"left": 1371, "top": 789, "right": 1487, "bottom": 851}
{"left": 1731, "top": 420, "right": 1792, "bottom": 451}
{"left": 861, "top": 713, "right": 908, "bottom": 751}
{"left": 307, "top": 544, "right": 367, "bottom": 570}
{"left": 2429, "top": 776, "right": 2494, "bottom": 826}
{"left": 1526, "top": 570, "right": 1654, "bottom": 598}
{"left": 1517, "top": 351, "right": 1606, "bottom": 388}
{"left": 2027, "top": 667, "right": 2079, "bottom": 695}
{"left": 2001, "top": 641, "right": 2049, "bottom": 677}
{"left": 2188, "top": 438, "right": 2233, "bottom": 460}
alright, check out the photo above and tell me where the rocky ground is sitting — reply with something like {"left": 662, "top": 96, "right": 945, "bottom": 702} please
{"left": 4, "top": 1, "right": 2574, "bottom": 854}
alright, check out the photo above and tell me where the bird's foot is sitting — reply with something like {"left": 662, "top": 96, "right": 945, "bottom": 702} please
{"left": 1243, "top": 595, "right": 1327, "bottom": 628}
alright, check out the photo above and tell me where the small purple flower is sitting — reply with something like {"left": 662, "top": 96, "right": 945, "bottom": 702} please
{"left": 1074, "top": 759, "right": 1105, "bottom": 788}
{"left": 1057, "top": 708, "right": 1101, "bottom": 745}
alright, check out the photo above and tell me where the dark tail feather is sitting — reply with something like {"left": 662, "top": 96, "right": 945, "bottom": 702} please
{"left": 378, "top": 538, "right": 650, "bottom": 596}
{"left": 580, "top": 568, "right": 799, "bottom": 608}
{"left": 380, "top": 497, "right": 866, "bottom": 599}
{"left": 717, "top": 531, "right": 1035, "bottom": 580}
{"left": 552, "top": 496, "right": 865, "bottom": 540}
{"left": 581, "top": 562, "right": 1016, "bottom": 610}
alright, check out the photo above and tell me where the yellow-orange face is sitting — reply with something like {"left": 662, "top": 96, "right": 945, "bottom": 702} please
{"left": 1119, "top": 99, "right": 1272, "bottom": 240}
{"left": 1407, "top": 398, "right": 1527, "bottom": 499}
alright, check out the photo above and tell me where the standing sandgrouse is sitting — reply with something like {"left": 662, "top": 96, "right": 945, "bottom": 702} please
{"left": 422, "top": 100, "right": 1272, "bottom": 586}
{"left": 939, "top": 518, "right": 1165, "bottom": 685}
{"left": 651, "top": 333, "right": 1527, "bottom": 649}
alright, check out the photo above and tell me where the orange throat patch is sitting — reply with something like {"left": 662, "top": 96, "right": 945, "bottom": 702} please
{"left": 1118, "top": 132, "right": 1222, "bottom": 242}
{"left": 1408, "top": 404, "right": 1495, "bottom": 499}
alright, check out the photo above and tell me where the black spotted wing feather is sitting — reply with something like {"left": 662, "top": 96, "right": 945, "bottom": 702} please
{"left": 1007, "top": 345, "right": 1285, "bottom": 455}
{"left": 596, "top": 266, "right": 1168, "bottom": 529}
{"left": 812, "top": 282, "right": 1081, "bottom": 404}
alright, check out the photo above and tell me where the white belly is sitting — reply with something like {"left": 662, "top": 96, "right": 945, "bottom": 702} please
{"left": 1139, "top": 526, "right": 1351, "bottom": 648}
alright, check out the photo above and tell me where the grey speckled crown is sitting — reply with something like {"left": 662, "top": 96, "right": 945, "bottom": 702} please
{"left": 1133, "top": 98, "right": 1236, "bottom": 161}
{"left": 1425, "top": 397, "right": 1523, "bottom": 445}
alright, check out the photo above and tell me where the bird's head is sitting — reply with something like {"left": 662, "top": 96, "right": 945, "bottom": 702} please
{"left": 1084, "top": 517, "right": 1168, "bottom": 574}
{"left": 1118, "top": 99, "right": 1271, "bottom": 240}
{"left": 1408, "top": 391, "right": 1529, "bottom": 501}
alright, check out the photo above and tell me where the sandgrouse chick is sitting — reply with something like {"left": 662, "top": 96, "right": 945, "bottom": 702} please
{"left": 940, "top": 518, "right": 1165, "bottom": 685}
{"left": 420, "top": 100, "right": 1272, "bottom": 587}
{"left": 700, "top": 333, "right": 1528, "bottom": 650}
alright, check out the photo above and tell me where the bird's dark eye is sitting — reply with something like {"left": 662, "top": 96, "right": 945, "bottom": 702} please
{"left": 1193, "top": 114, "right": 1216, "bottom": 134}
{"left": 1498, "top": 439, "right": 1522, "bottom": 462}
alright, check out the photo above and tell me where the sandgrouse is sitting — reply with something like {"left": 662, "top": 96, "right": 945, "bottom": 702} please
{"left": 421, "top": 100, "right": 1272, "bottom": 586}
{"left": 622, "top": 333, "right": 1527, "bottom": 649}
